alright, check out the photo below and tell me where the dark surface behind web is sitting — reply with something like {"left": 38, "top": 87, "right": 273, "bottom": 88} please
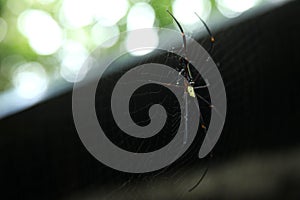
{"left": 0, "top": 1, "right": 299, "bottom": 199}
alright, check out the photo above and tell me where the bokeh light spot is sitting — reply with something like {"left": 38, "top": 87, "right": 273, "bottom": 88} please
{"left": 92, "top": 0, "right": 129, "bottom": 26}
{"left": 59, "top": 40, "right": 89, "bottom": 82}
{"left": 59, "top": 0, "right": 94, "bottom": 29}
{"left": 216, "top": 0, "right": 260, "bottom": 18}
{"left": 172, "top": 0, "right": 211, "bottom": 25}
{"left": 37, "top": 0, "right": 56, "bottom": 5}
{"left": 6, "top": 0, "right": 32, "bottom": 15}
{"left": 127, "top": 2, "right": 156, "bottom": 31}
{"left": 18, "top": 9, "right": 63, "bottom": 55}
{"left": 12, "top": 62, "right": 48, "bottom": 99}
{"left": 0, "top": 18, "right": 8, "bottom": 42}
{"left": 126, "top": 29, "right": 158, "bottom": 56}
{"left": 91, "top": 23, "right": 120, "bottom": 48}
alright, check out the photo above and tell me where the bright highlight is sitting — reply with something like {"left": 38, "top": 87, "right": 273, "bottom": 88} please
{"left": 18, "top": 9, "right": 63, "bottom": 55}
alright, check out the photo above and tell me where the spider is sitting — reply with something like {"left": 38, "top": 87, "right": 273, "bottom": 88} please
{"left": 166, "top": 10, "right": 216, "bottom": 192}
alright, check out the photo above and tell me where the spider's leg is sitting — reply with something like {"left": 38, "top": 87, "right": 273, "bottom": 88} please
{"left": 194, "top": 12, "right": 215, "bottom": 55}
{"left": 183, "top": 86, "right": 188, "bottom": 144}
{"left": 167, "top": 10, "right": 194, "bottom": 83}
{"left": 167, "top": 10, "right": 186, "bottom": 53}
{"left": 188, "top": 166, "right": 208, "bottom": 192}
{"left": 187, "top": 95, "right": 213, "bottom": 192}
{"left": 188, "top": 151, "right": 214, "bottom": 192}
{"left": 192, "top": 13, "right": 216, "bottom": 85}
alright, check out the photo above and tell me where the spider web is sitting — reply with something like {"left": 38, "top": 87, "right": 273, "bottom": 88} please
{"left": 94, "top": 41, "right": 213, "bottom": 193}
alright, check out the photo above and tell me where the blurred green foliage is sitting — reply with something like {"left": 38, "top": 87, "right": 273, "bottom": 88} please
{"left": 0, "top": 0, "right": 267, "bottom": 92}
